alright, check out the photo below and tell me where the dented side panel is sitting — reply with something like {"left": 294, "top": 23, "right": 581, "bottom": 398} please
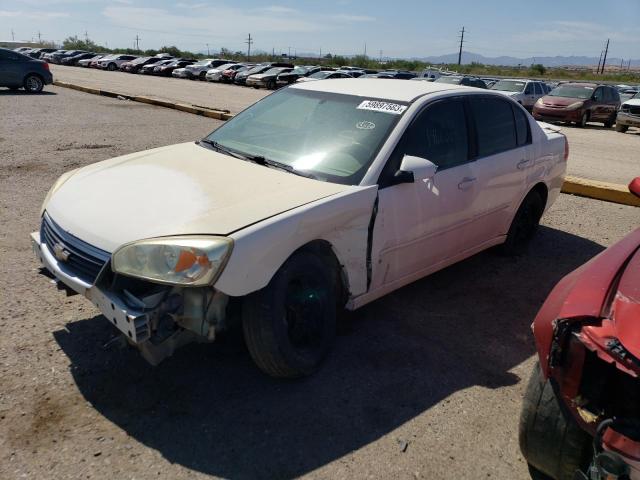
{"left": 214, "top": 186, "right": 379, "bottom": 299}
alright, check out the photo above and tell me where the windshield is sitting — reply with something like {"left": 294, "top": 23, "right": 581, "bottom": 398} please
{"left": 132, "top": 57, "right": 150, "bottom": 64}
{"left": 204, "top": 89, "right": 405, "bottom": 185}
{"left": 435, "top": 76, "right": 462, "bottom": 84}
{"left": 310, "top": 71, "right": 332, "bottom": 79}
{"left": 193, "top": 59, "right": 212, "bottom": 66}
{"left": 548, "top": 85, "right": 595, "bottom": 99}
{"left": 491, "top": 80, "right": 526, "bottom": 92}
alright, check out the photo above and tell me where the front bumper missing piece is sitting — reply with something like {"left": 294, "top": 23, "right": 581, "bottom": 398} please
{"left": 31, "top": 231, "right": 227, "bottom": 365}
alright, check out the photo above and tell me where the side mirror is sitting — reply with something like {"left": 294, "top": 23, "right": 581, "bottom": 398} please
{"left": 395, "top": 155, "right": 438, "bottom": 183}
{"left": 629, "top": 177, "right": 640, "bottom": 198}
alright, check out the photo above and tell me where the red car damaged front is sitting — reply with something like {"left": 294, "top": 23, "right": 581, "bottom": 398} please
{"left": 521, "top": 180, "right": 640, "bottom": 480}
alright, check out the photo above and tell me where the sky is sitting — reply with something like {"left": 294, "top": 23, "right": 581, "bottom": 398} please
{"left": 1, "top": 0, "right": 639, "bottom": 60}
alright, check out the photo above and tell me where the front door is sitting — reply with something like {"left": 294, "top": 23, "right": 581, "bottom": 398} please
{"left": 371, "top": 97, "right": 481, "bottom": 290}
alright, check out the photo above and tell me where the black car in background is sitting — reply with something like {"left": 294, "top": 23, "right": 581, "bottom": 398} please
{"left": 139, "top": 58, "right": 175, "bottom": 74}
{"left": 275, "top": 65, "right": 322, "bottom": 86}
{"left": 49, "top": 50, "right": 87, "bottom": 64}
{"left": 374, "top": 70, "right": 417, "bottom": 79}
{"left": 155, "top": 59, "right": 195, "bottom": 76}
{"left": 434, "top": 75, "right": 487, "bottom": 88}
{"left": 234, "top": 62, "right": 294, "bottom": 86}
{"left": 28, "top": 48, "right": 57, "bottom": 59}
{"left": 61, "top": 52, "right": 96, "bottom": 66}
{"left": 0, "top": 47, "right": 53, "bottom": 93}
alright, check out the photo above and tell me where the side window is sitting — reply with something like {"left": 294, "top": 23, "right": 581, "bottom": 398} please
{"left": 610, "top": 88, "right": 620, "bottom": 102}
{"left": 524, "top": 83, "right": 534, "bottom": 94}
{"left": 533, "top": 83, "right": 542, "bottom": 95}
{"left": 513, "top": 105, "right": 531, "bottom": 146}
{"left": 404, "top": 99, "right": 469, "bottom": 169}
{"left": 593, "top": 88, "right": 604, "bottom": 102}
{"left": 469, "top": 97, "right": 518, "bottom": 157}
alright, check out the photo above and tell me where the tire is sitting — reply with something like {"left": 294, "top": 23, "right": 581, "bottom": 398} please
{"left": 267, "top": 80, "right": 276, "bottom": 90}
{"left": 107, "top": 63, "right": 117, "bottom": 71}
{"left": 242, "top": 251, "right": 337, "bottom": 378}
{"left": 199, "top": 71, "right": 206, "bottom": 81}
{"left": 604, "top": 114, "right": 615, "bottom": 128}
{"left": 519, "top": 362, "right": 592, "bottom": 480}
{"left": 616, "top": 123, "right": 629, "bottom": 133}
{"left": 577, "top": 111, "right": 589, "bottom": 128}
{"left": 501, "top": 190, "right": 544, "bottom": 256}
{"left": 23, "top": 74, "right": 44, "bottom": 93}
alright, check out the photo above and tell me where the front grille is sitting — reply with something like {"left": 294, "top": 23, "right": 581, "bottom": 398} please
{"left": 625, "top": 105, "right": 640, "bottom": 116}
{"left": 41, "top": 213, "right": 110, "bottom": 284}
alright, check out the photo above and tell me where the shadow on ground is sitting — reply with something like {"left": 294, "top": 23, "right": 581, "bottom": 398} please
{"left": 55, "top": 226, "right": 604, "bottom": 479}
{"left": 0, "top": 89, "right": 56, "bottom": 96}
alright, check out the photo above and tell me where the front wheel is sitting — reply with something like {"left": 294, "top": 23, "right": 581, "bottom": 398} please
{"left": 242, "top": 251, "right": 337, "bottom": 378}
{"left": 577, "top": 111, "right": 589, "bottom": 128}
{"left": 501, "top": 190, "right": 544, "bottom": 256}
{"left": 107, "top": 63, "right": 117, "bottom": 71}
{"left": 519, "top": 362, "right": 592, "bottom": 480}
{"left": 615, "top": 123, "right": 629, "bottom": 133}
{"left": 603, "top": 114, "right": 615, "bottom": 128}
{"left": 23, "top": 74, "right": 44, "bottom": 93}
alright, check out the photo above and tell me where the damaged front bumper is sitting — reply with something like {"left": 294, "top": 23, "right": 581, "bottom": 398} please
{"left": 31, "top": 231, "right": 230, "bottom": 365}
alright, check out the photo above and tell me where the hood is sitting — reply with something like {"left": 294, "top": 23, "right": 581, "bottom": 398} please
{"left": 45, "top": 142, "right": 351, "bottom": 252}
{"left": 540, "top": 95, "right": 582, "bottom": 107}
{"left": 623, "top": 99, "right": 640, "bottom": 107}
{"left": 249, "top": 73, "right": 269, "bottom": 80}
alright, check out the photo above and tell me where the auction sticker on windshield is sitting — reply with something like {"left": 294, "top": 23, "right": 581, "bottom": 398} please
{"left": 357, "top": 100, "right": 407, "bottom": 115}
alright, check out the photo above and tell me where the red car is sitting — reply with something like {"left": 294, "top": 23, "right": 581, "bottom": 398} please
{"left": 533, "top": 83, "right": 621, "bottom": 128}
{"left": 520, "top": 177, "right": 640, "bottom": 480}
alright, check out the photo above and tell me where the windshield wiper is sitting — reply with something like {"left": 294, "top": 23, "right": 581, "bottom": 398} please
{"left": 198, "top": 139, "right": 317, "bottom": 179}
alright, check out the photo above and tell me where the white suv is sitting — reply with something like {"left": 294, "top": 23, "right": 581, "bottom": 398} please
{"left": 98, "top": 54, "right": 138, "bottom": 71}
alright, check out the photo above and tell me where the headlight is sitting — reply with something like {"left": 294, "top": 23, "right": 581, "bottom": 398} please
{"left": 535, "top": 98, "right": 545, "bottom": 106}
{"left": 40, "top": 168, "right": 79, "bottom": 215}
{"left": 566, "top": 101, "right": 584, "bottom": 110}
{"left": 112, "top": 236, "right": 233, "bottom": 286}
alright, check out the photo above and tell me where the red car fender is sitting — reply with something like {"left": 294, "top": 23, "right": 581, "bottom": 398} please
{"left": 533, "top": 228, "right": 640, "bottom": 377}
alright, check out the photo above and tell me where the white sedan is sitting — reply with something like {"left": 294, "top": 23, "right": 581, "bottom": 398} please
{"left": 32, "top": 79, "right": 567, "bottom": 377}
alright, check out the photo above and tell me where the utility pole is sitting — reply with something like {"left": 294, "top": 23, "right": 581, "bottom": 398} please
{"left": 597, "top": 50, "right": 603, "bottom": 73}
{"left": 600, "top": 38, "right": 609, "bottom": 74}
{"left": 363, "top": 42, "right": 367, "bottom": 57}
{"left": 37, "top": 31, "right": 42, "bottom": 43}
{"left": 245, "top": 33, "right": 253, "bottom": 61}
{"left": 11, "top": 29, "right": 15, "bottom": 41}
{"left": 620, "top": 58, "right": 624, "bottom": 69}
{"left": 288, "top": 46, "right": 291, "bottom": 57}
{"left": 628, "top": 59, "right": 632, "bottom": 71}
{"left": 134, "top": 34, "right": 140, "bottom": 51}
{"left": 379, "top": 49, "right": 383, "bottom": 62}
{"left": 457, "top": 26, "right": 465, "bottom": 66}
{"left": 84, "top": 30, "right": 89, "bottom": 43}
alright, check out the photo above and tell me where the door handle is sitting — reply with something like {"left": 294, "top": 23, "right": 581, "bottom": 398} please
{"left": 517, "top": 159, "right": 530, "bottom": 170}
{"left": 458, "top": 177, "right": 476, "bottom": 190}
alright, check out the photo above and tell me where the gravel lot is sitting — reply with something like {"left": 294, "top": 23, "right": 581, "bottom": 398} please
{"left": 1, "top": 86, "right": 638, "bottom": 480}
{"left": 51, "top": 64, "right": 640, "bottom": 185}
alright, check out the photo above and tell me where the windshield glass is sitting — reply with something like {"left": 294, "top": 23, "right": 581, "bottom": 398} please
{"left": 548, "top": 85, "right": 595, "bottom": 99}
{"left": 310, "top": 71, "right": 332, "bottom": 79}
{"left": 204, "top": 89, "right": 405, "bottom": 185}
{"left": 292, "top": 66, "right": 308, "bottom": 74}
{"left": 491, "top": 80, "right": 526, "bottom": 92}
{"left": 132, "top": 57, "right": 150, "bottom": 64}
{"left": 435, "top": 76, "right": 462, "bottom": 84}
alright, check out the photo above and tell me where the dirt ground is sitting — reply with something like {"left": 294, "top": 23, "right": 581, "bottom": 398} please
{"left": 50, "top": 64, "right": 640, "bottom": 185}
{"left": 0, "top": 86, "right": 638, "bottom": 480}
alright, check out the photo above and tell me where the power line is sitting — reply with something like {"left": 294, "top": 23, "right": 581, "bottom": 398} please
{"left": 245, "top": 33, "right": 253, "bottom": 61}
{"left": 600, "top": 38, "right": 609, "bottom": 74}
{"left": 457, "top": 26, "right": 465, "bottom": 65}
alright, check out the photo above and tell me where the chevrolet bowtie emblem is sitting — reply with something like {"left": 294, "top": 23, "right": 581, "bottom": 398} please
{"left": 53, "top": 243, "right": 70, "bottom": 262}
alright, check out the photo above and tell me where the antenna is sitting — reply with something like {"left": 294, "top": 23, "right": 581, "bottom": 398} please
{"left": 457, "top": 26, "right": 465, "bottom": 65}
{"left": 245, "top": 33, "right": 253, "bottom": 61}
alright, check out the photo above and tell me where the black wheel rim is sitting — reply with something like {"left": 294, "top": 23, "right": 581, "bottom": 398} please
{"left": 283, "top": 274, "right": 327, "bottom": 354}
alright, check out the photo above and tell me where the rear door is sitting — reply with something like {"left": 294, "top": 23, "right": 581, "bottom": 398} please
{"left": 591, "top": 87, "right": 607, "bottom": 120}
{"left": 467, "top": 96, "right": 531, "bottom": 237}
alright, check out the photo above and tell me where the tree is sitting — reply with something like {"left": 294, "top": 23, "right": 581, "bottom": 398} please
{"left": 530, "top": 63, "right": 546, "bottom": 75}
{"left": 62, "top": 35, "right": 101, "bottom": 52}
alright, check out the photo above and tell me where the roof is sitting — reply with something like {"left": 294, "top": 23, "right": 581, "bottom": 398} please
{"left": 290, "top": 78, "right": 465, "bottom": 102}
{"left": 563, "top": 82, "right": 599, "bottom": 87}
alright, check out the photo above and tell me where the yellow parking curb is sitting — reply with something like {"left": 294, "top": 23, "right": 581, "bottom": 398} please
{"left": 53, "top": 80, "right": 234, "bottom": 120}
{"left": 52, "top": 81, "right": 638, "bottom": 208}
{"left": 562, "top": 176, "right": 640, "bottom": 207}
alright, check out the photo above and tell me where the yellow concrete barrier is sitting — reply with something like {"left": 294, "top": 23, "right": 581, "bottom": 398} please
{"left": 562, "top": 176, "right": 640, "bottom": 207}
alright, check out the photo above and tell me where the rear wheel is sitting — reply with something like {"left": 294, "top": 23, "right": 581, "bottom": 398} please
{"left": 519, "top": 362, "right": 592, "bottom": 480}
{"left": 615, "top": 123, "right": 629, "bottom": 133}
{"left": 23, "top": 74, "right": 44, "bottom": 93}
{"left": 199, "top": 71, "right": 206, "bottom": 81}
{"left": 242, "top": 251, "right": 337, "bottom": 378}
{"left": 107, "top": 63, "right": 117, "bottom": 71}
{"left": 501, "top": 190, "right": 544, "bottom": 256}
